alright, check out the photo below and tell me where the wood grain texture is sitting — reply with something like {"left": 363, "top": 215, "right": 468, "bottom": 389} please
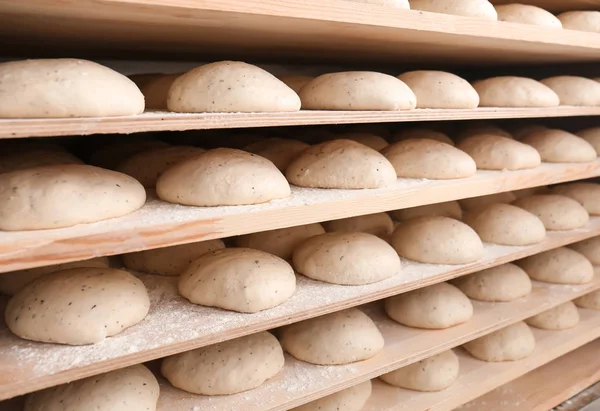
{"left": 2, "top": 162, "right": 600, "bottom": 274}
{"left": 491, "top": 0, "right": 600, "bottom": 13}
{"left": 364, "top": 309, "right": 600, "bottom": 411}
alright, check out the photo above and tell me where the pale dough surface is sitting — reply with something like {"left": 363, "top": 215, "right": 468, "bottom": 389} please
{"left": 512, "top": 194, "right": 589, "bottom": 230}
{"left": 495, "top": 4, "right": 562, "bottom": 27}
{"left": 456, "top": 124, "right": 513, "bottom": 141}
{"left": 236, "top": 223, "right": 325, "bottom": 260}
{"left": 398, "top": 70, "right": 479, "bottom": 109}
{"left": 336, "top": 132, "right": 389, "bottom": 151}
{"left": 291, "top": 380, "right": 372, "bottom": 411}
{"left": 323, "top": 212, "right": 394, "bottom": 238}
{"left": 472, "top": 76, "right": 560, "bottom": 107}
{"left": 451, "top": 263, "right": 532, "bottom": 302}
{"left": 463, "top": 321, "right": 535, "bottom": 362}
{"left": 392, "top": 128, "right": 455, "bottom": 146}
{"left": 0, "top": 149, "right": 83, "bottom": 174}
{"left": 552, "top": 183, "right": 600, "bottom": 215}
{"left": 575, "top": 290, "right": 600, "bottom": 310}
{"left": 518, "top": 247, "right": 594, "bottom": 284}
{"left": 244, "top": 138, "right": 310, "bottom": 171}
{"left": 457, "top": 134, "right": 541, "bottom": 170}
{"left": 558, "top": 11, "right": 600, "bottom": 32}
{"left": 520, "top": 129, "right": 597, "bottom": 163}
{"left": 541, "top": 76, "right": 600, "bottom": 106}
{"left": 409, "top": 0, "right": 497, "bottom": 19}
{"left": 570, "top": 236, "right": 600, "bottom": 265}
{"left": 390, "top": 201, "right": 462, "bottom": 221}
{"left": 576, "top": 127, "right": 600, "bottom": 153}
{"left": 525, "top": 301, "right": 580, "bottom": 330}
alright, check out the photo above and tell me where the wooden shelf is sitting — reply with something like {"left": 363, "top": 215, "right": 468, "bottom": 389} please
{"left": 491, "top": 0, "right": 600, "bottom": 13}
{"left": 459, "top": 339, "right": 600, "bottom": 411}
{"left": 3, "top": 162, "right": 600, "bottom": 274}
{"left": 3, "top": 107, "right": 600, "bottom": 139}
{"left": 2, "top": 0, "right": 600, "bottom": 64}
{"left": 365, "top": 309, "right": 600, "bottom": 411}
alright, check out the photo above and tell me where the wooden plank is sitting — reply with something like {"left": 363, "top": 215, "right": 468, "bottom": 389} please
{"left": 2, "top": 107, "right": 600, "bottom": 139}
{"left": 364, "top": 309, "right": 600, "bottom": 411}
{"left": 459, "top": 340, "right": 600, "bottom": 411}
{"left": 491, "top": 0, "right": 600, "bottom": 13}
{"left": 2, "top": 162, "right": 600, "bottom": 274}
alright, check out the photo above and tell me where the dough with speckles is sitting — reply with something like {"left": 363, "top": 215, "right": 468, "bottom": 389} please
{"left": 457, "top": 134, "right": 541, "bottom": 170}
{"left": 291, "top": 380, "right": 372, "bottom": 411}
{"left": 336, "top": 132, "right": 389, "bottom": 151}
{"left": 526, "top": 301, "right": 580, "bottom": 330}
{"left": 398, "top": 70, "right": 479, "bottom": 109}
{"left": 518, "top": 247, "right": 594, "bottom": 284}
{"left": 520, "top": 129, "right": 597, "bottom": 163}
{"left": 512, "top": 194, "right": 589, "bottom": 230}
{"left": 409, "top": 0, "right": 497, "bottom": 19}
{"left": 570, "top": 236, "right": 600, "bottom": 265}
{"left": 552, "top": 183, "right": 600, "bottom": 215}
{"left": 473, "top": 77, "right": 560, "bottom": 107}
{"left": 244, "top": 138, "right": 310, "bottom": 171}
{"left": 463, "top": 321, "right": 535, "bottom": 362}
{"left": 451, "top": 263, "right": 532, "bottom": 302}
{"left": 558, "top": 11, "right": 600, "bottom": 33}
{"left": 323, "top": 212, "right": 394, "bottom": 238}
{"left": 575, "top": 290, "right": 600, "bottom": 310}
{"left": 495, "top": 4, "right": 562, "bottom": 27}
{"left": 391, "top": 201, "right": 463, "bottom": 221}
{"left": 5, "top": 267, "right": 150, "bottom": 345}
{"left": 541, "top": 76, "right": 600, "bottom": 106}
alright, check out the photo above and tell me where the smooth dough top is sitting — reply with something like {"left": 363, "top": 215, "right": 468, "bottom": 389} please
{"left": 457, "top": 134, "right": 541, "bottom": 171}
{"left": 472, "top": 76, "right": 560, "bottom": 107}
{"left": 558, "top": 11, "right": 600, "bottom": 33}
{"left": 409, "top": 0, "right": 498, "bottom": 20}
{"left": 495, "top": 4, "right": 562, "bottom": 28}
{"left": 398, "top": 70, "right": 479, "bottom": 109}
{"left": 541, "top": 76, "right": 600, "bottom": 106}
{"left": 520, "top": 129, "right": 597, "bottom": 163}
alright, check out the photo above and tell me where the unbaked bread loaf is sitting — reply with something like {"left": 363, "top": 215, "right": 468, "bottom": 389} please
{"left": 520, "top": 129, "right": 597, "bottom": 162}
{"left": 409, "top": 0, "right": 497, "bottom": 20}
{"left": 0, "top": 59, "right": 145, "bottom": 118}
{"left": 459, "top": 192, "right": 517, "bottom": 211}
{"left": 512, "top": 194, "right": 589, "bottom": 230}
{"left": 299, "top": 72, "right": 417, "bottom": 110}
{"left": 286, "top": 139, "right": 397, "bottom": 189}
{"left": 541, "top": 76, "right": 600, "bottom": 106}
{"left": 277, "top": 75, "right": 314, "bottom": 93}
{"left": 495, "top": 4, "right": 562, "bottom": 28}
{"left": 290, "top": 380, "right": 372, "bottom": 411}
{"left": 558, "top": 11, "right": 600, "bottom": 32}
{"left": 574, "top": 290, "right": 600, "bottom": 310}
{"left": 569, "top": 236, "right": 600, "bottom": 265}
{"left": 451, "top": 263, "right": 532, "bottom": 302}
{"left": 458, "top": 134, "right": 540, "bottom": 170}
{"left": 0, "top": 149, "right": 83, "bottom": 174}
{"left": 236, "top": 223, "right": 325, "bottom": 260}
{"left": 336, "top": 132, "right": 389, "bottom": 151}
{"left": 0, "top": 164, "right": 146, "bottom": 231}
{"left": 392, "top": 128, "right": 455, "bottom": 146}
{"left": 455, "top": 124, "right": 513, "bottom": 141}
{"left": 397, "top": 70, "right": 479, "bottom": 109}
{"left": 168, "top": 61, "right": 301, "bottom": 112}
{"left": 244, "top": 138, "right": 310, "bottom": 171}
{"left": 552, "top": 183, "right": 600, "bottom": 215}
{"left": 472, "top": 76, "right": 560, "bottom": 107}
{"left": 140, "top": 73, "right": 181, "bottom": 110}
{"left": 390, "top": 201, "right": 462, "bottom": 221}
{"left": 323, "top": 212, "right": 394, "bottom": 238}
{"left": 463, "top": 321, "right": 535, "bottom": 362}
{"left": 518, "top": 247, "right": 594, "bottom": 284}
{"left": 525, "top": 301, "right": 580, "bottom": 330}
{"left": 576, "top": 127, "right": 600, "bottom": 153}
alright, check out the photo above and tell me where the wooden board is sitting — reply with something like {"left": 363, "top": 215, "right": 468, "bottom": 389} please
{"left": 364, "top": 309, "right": 600, "bottom": 411}
{"left": 491, "top": 0, "right": 600, "bottom": 12}
{"left": 2, "top": 0, "right": 600, "bottom": 64}
{"left": 459, "top": 340, "right": 600, "bottom": 411}
{"left": 2, "top": 107, "right": 600, "bottom": 138}
{"left": 2, "top": 162, "right": 600, "bottom": 274}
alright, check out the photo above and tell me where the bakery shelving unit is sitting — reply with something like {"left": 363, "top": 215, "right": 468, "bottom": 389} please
{"left": 2, "top": 0, "right": 600, "bottom": 410}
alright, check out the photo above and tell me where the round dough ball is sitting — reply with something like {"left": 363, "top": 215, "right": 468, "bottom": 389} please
{"left": 525, "top": 301, "right": 580, "bottom": 330}
{"left": 178, "top": 248, "right": 296, "bottom": 313}
{"left": 463, "top": 321, "right": 535, "bottom": 362}
{"left": 552, "top": 183, "right": 600, "bottom": 215}
{"left": 570, "top": 236, "right": 600, "bottom": 265}
{"left": 5, "top": 267, "right": 150, "bottom": 345}
{"left": 451, "top": 263, "right": 532, "bottom": 302}
{"left": 122, "top": 239, "right": 226, "bottom": 276}
{"left": 576, "top": 127, "right": 600, "bottom": 153}
{"left": 279, "top": 308, "right": 384, "bottom": 365}
{"left": 0, "top": 149, "right": 83, "bottom": 174}
{"left": 90, "top": 140, "right": 170, "bottom": 170}
{"left": 157, "top": 148, "right": 290, "bottom": 206}
{"left": 541, "top": 76, "right": 600, "bottom": 106}
{"left": 391, "top": 216, "right": 483, "bottom": 264}
{"left": 322, "top": 212, "right": 394, "bottom": 238}
{"left": 336, "top": 132, "right": 389, "bottom": 151}
{"left": 24, "top": 364, "right": 159, "bottom": 411}
{"left": 455, "top": 124, "right": 513, "bottom": 142}
{"left": 0, "top": 59, "right": 144, "bottom": 118}
{"left": 409, "top": 0, "right": 497, "bottom": 19}
{"left": 520, "top": 129, "right": 597, "bottom": 163}
{"left": 244, "top": 138, "right": 310, "bottom": 171}
{"left": 292, "top": 232, "right": 401, "bottom": 285}
{"left": 512, "top": 194, "right": 589, "bottom": 230}
{"left": 299, "top": 71, "right": 417, "bottom": 111}
{"left": 0, "top": 165, "right": 146, "bottom": 231}
{"left": 379, "top": 350, "right": 459, "bottom": 392}
{"left": 392, "top": 128, "right": 455, "bottom": 146}
{"left": 495, "top": 4, "right": 562, "bottom": 28}
{"left": 472, "top": 77, "right": 560, "bottom": 107}
{"left": 168, "top": 61, "right": 301, "bottom": 113}
{"left": 398, "top": 70, "right": 479, "bottom": 109}
{"left": 457, "top": 134, "right": 541, "bottom": 170}
{"left": 574, "top": 290, "right": 600, "bottom": 310}
{"left": 286, "top": 139, "right": 397, "bottom": 189}
{"left": 235, "top": 223, "right": 325, "bottom": 261}
{"left": 390, "top": 201, "right": 462, "bottom": 221}
{"left": 382, "top": 139, "right": 476, "bottom": 179}
{"left": 0, "top": 257, "right": 110, "bottom": 296}
{"left": 117, "top": 145, "right": 206, "bottom": 188}
{"left": 460, "top": 192, "right": 517, "bottom": 211}
{"left": 140, "top": 73, "right": 181, "bottom": 110}
{"left": 277, "top": 75, "right": 314, "bottom": 94}
{"left": 385, "top": 282, "right": 473, "bottom": 329}
{"left": 161, "top": 331, "right": 284, "bottom": 395}
{"left": 558, "top": 11, "right": 600, "bottom": 33}
{"left": 464, "top": 203, "right": 546, "bottom": 246}
{"left": 290, "top": 380, "right": 372, "bottom": 411}
{"left": 518, "top": 247, "right": 594, "bottom": 285}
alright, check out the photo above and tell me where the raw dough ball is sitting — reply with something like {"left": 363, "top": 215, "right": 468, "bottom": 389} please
{"left": 323, "top": 212, "right": 394, "bottom": 238}
{"left": 464, "top": 203, "right": 546, "bottom": 246}
{"left": 24, "top": 364, "right": 159, "bottom": 411}
{"left": 457, "top": 134, "right": 541, "bottom": 170}
{"left": 518, "top": 247, "right": 594, "bottom": 284}
{"left": 390, "top": 201, "right": 462, "bottom": 221}
{"left": 286, "top": 139, "right": 397, "bottom": 189}
{"left": 379, "top": 350, "right": 459, "bottom": 392}
{"left": 140, "top": 73, "right": 181, "bottom": 110}
{"left": 570, "top": 236, "right": 600, "bottom": 265}
{"left": 0, "top": 59, "right": 145, "bottom": 118}
{"left": 168, "top": 61, "right": 301, "bottom": 112}
{"left": 292, "top": 232, "right": 401, "bottom": 285}
{"left": 512, "top": 194, "right": 589, "bottom": 230}
{"left": 0, "top": 149, "right": 83, "bottom": 174}
{"left": 244, "top": 138, "right": 310, "bottom": 171}
{"left": 463, "top": 321, "right": 535, "bottom": 362}
{"left": 350, "top": 0, "right": 409, "bottom": 7}
{"left": 0, "top": 165, "right": 146, "bottom": 231}
{"left": 336, "top": 132, "right": 389, "bottom": 151}
{"left": 558, "top": 11, "right": 600, "bottom": 33}
{"left": 290, "top": 380, "right": 372, "bottom": 411}
{"left": 520, "top": 129, "right": 597, "bottom": 163}
{"left": 472, "top": 77, "right": 560, "bottom": 107}
{"left": 299, "top": 72, "right": 417, "bottom": 110}
{"left": 541, "top": 76, "right": 600, "bottom": 106}
{"left": 456, "top": 124, "right": 513, "bottom": 141}
{"left": 495, "top": 4, "right": 562, "bottom": 28}
{"left": 552, "top": 183, "right": 600, "bottom": 215}
{"left": 122, "top": 239, "right": 226, "bottom": 276}
{"left": 398, "top": 70, "right": 479, "bottom": 109}
{"left": 235, "top": 223, "right": 325, "bottom": 260}
{"left": 409, "top": 0, "right": 497, "bottom": 19}
{"left": 90, "top": 140, "right": 170, "bottom": 170}
{"left": 161, "top": 331, "right": 284, "bottom": 395}
{"left": 391, "top": 216, "right": 483, "bottom": 264}
{"left": 279, "top": 308, "right": 384, "bottom": 365}
{"left": 385, "top": 282, "right": 473, "bottom": 329}
{"left": 382, "top": 139, "right": 476, "bottom": 179}
{"left": 574, "top": 290, "right": 600, "bottom": 310}
{"left": 5, "top": 267, "right": 150, "bottom": 345}
{"left": 179, "top": 248, "right": 296, "bottom": 313}
{"left": 392, "top": 128, "right": 455, "bottom": 146}
{"left": 0, "top": 257, "right": 110, "bottom": 295}
{"left": 576, "top": 127, "right": 600, "bottom": 153}
{"left": 278, "top": 75, "right": 314, "bottom": 93}
{"left": 451, "top": 263, "right": 532, "bottom": 302}
{"left": 157, "top": 148, "right": 290, "bottom": 206}
{"left": 460, "top": 192, "right": 517, "bottom": 211}
{"left": 526, "top": 301, "right": 580, "bottom": 330}
{"left": 117, "top": 145, "right": 206, "bottom": 188}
